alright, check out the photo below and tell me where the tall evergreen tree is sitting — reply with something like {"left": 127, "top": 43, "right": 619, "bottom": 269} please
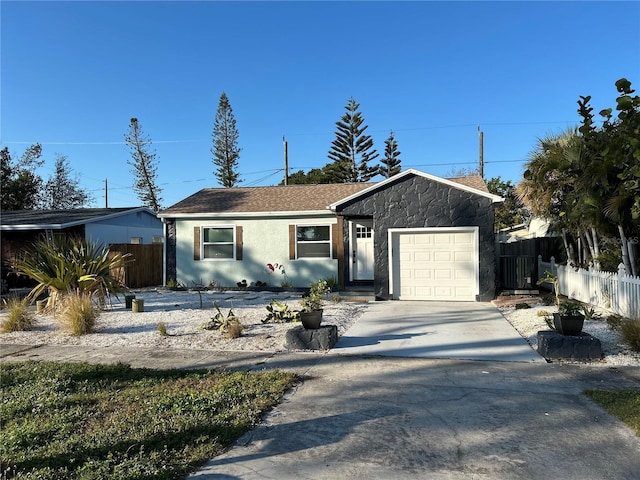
{"left": 41, "top": 154, "right": 92, "bottom": 209}
{"left": 212, "top": 92, "right": 242, "bottom": 187}
{"left": 327, "top": 98, "right": 379, "bottom": 182}
{"left": 125, "top": 117, "right": 163, "bottom": 212}
{"left": 0, "top": 144, "right": 44, "bottom": 210}
{"left": 380, "top": 130, "right": 402, "bottom": 178}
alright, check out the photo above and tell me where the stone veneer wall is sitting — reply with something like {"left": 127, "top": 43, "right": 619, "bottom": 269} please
{"left": 165, "top": 219, "right": 177, "bottom": 283}
{"left": 336, "top": 174, "right": 496, "bottom": 301}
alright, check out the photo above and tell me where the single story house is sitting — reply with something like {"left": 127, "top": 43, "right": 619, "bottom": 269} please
{"left": 1, "top": 207, "right": 163, "bottom": 287}
{"left": 159, "top": 169, "right": 503, "bottom": 301}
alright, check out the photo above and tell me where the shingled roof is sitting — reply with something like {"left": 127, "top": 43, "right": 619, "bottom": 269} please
{"left": 159, "top": 172, "right": 492, "bottom": 217}
{"left": 159, "top": 183, "right": 373, "bottom": 216}
{"left": 0, "top": 208, "right": 152, "bottom": 230}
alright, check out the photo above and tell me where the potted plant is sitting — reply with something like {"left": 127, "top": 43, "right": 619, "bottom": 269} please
{"left": 553, "top": 300, "right": 585, "bottom": 336}
{"left": 299, "top": 279, "right": 331, "bottom": 329}
{"left": 538, "top": 270, "right": 585, "bottom": 336}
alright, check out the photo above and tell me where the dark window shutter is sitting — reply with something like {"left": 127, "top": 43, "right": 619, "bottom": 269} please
{"left": 236, "top": 226, "right": 243, "bottom": 260}
{"left": 194, "top": 227, "right": 200, "bottom": 260}
{"left": 332, "top": 223, "right": 339, "bottom": 259}
{"left": 289, "top": 225, "right": 296, "bottom": 260}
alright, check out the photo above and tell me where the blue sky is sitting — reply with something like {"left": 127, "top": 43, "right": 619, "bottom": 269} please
{"left": 2, "top": 1, "right": 639, "bottom": 209}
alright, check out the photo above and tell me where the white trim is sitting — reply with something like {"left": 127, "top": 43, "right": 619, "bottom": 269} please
{"left": 388, "top": 226, "right": 479, "bottom": 300}
{"left": 348, "top": 221, "right": 355, "bottom": 281}
{"left": 329, "top": 169, "right": 503, "bottom": 211}
{"left": 294, "top": 223, "right": 333, "bottom": 260}
{"left": 201, "top": 224, "right": 236, "bottom": 261}
{"left": 1, "top": 207, "right": 158, "bottom": 231}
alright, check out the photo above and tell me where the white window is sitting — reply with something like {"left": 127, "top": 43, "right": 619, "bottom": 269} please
{"left": 130, "top": 237, "right": 142, "bottom": 244}
{"left": 296, "top": 225, "right": 331, "bottom": 258}
{"left": 203, "top": 226, "right": 235, "bottom": 260}
{"left": 152, "top": 235, "right": 164, "bottom": 244}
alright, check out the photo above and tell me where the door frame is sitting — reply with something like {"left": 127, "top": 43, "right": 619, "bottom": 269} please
{"left": 348, "top": 219, "right": 374, "bottom": 282}
{"left": 387, "top": 226, "right": 479, "bottom": 300}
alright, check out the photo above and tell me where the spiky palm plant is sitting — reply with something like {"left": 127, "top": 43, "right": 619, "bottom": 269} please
{"left": 12, "top": 236, "right": 133, "bottom": 305}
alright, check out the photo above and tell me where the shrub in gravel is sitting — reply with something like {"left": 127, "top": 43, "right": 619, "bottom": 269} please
{"left": 515, "top": 303, "right": 531, "bottom": 309}
{"left": 1, "top": 297, "right": 35, "bottom": 332}
{"left": 59, "top": 292, "right": 99, "bottom": 335}
{"left": 619, "top": 319, "right": 640, "bottom": 352}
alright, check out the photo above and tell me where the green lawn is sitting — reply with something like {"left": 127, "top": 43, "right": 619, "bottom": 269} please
{"left": 0, "top": 361, "right": 297, "bottom": 479}
{"left": 585, "top": 389, "right": 640, "bottom": 436}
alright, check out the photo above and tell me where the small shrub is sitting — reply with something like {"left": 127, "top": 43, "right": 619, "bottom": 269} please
{"left": 280, "top": 280, "right": 293, "bottom": 288}
{"left": 515, "top": 303, "right": 530, "bottom": 309}
{"left": 581, "top": 305, "right": 601, "bottom": 321}
{"left": 202, "top": 301, "right": 240, "bottom": 333}
{"left": 166, "top": 278, "right": 184, "bottom": 289}
{"left": 323, "top": 276, "right": 339, "bottom": 291}
{"left": 537, "top": 310, "right": 551, "bottom": 317}
{"left": 263, "top": 300, "right": 299, "bottom": 323}
{"left": 157, "top": 322, "right": 168, "bottom": 336}
{"left": 226, "top": 318, "right": 245, "bottom": 339}
{"left": 59, "top": 292, "right": 99, "bottom": 336}
{"left": 558, "top": 300, "right": 582, "bottom": 316}
{"left": 332, "top": 293, "right": 342, "bottom": 304}
{"left": 541, "top": 294, "right": 556, "bottom": 306}
{"left": 607, "top": 314, "right": 625, "bottom": 331}
{"left": 618, "top": 319, "right": 640, "bottom": 352}
{"left": 0, "top": 297, "right": 35, "bottom": 332}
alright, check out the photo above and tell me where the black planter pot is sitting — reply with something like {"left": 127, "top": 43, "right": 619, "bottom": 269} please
{"left": 553, "top": 313, "right": 585, "bottom": 336}
{"left": 300, "top": 309, "right": 323, "bottom": 330}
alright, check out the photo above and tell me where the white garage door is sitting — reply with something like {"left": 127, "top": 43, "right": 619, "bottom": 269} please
{"left": 391, "top": 229, "right": 478, "bottom": 301}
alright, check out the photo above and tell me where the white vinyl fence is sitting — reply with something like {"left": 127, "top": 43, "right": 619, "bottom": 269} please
{"left": 537, "top": 256, "right": 640, "bottom": 320}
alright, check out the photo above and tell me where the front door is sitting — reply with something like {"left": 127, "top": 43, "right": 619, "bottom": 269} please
{"left": 353, "top": 220, "right": 374, "bottom": 280}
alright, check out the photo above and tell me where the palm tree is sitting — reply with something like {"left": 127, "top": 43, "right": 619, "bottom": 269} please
{"left": 13, "top": 236, "right": 133, "bottom": 306}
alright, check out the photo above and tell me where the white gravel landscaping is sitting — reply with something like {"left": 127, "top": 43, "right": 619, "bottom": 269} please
{"left": 2, "top": 289, "right": 639, "bottom": 366}
{"left": 499, "top": 301, "right": 640, "bottom": 367}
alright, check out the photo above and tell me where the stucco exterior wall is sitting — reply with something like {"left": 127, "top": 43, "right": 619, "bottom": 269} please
{"left": 336, "top": 174, "right": 496, "bottom": 300}
{"left": 170, "top": 215, "right": 339, "bottom": 288}
{"left": 86, "top": 211, "right": 163, "bottom": 245}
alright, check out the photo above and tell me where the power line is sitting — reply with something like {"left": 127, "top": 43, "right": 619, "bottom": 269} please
{"left": 3, "top": 119, "right": 590, "bottom": 146}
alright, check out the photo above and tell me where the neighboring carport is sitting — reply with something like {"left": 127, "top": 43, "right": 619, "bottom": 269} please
{"left": 330, "top": 301, "right": 545, "bottom": 362}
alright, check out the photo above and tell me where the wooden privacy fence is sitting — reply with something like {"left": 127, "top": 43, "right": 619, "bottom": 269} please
{"left": 109, "top": 244, "right": 163, "bottom": 288}
{"left": 538, "top": 256, "right": 640, "bottom": 320}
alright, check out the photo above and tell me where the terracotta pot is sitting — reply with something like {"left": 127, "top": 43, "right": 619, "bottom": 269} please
{"left": 300, "top": 309, "right": 323, "bottom": 329}
{"left": 552, "top": 313, "right": 585, "bottom": 336}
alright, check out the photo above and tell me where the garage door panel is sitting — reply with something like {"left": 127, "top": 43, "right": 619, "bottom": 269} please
{"left": 414, "top": 252, "right": 432, "bottom": 262}
{"left": 394, "top": 230, "right": 477, "bottom": 301}
{"left": 433, "top": 251, "right": 452, "bottom": 262}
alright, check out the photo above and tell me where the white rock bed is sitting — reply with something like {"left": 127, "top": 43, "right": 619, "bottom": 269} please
{"left": 500, "top": 303, "right": 640, "bottom": 366}
{"left": 0, "top": 289, "right": 367, "bottom": 353}
{"left": 2, "top": 289, "right": 640, "bottom": 366}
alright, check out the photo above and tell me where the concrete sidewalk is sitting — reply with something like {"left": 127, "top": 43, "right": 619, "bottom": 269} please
{"left": 2, "top": 343, "right": 640, "bottom": 479}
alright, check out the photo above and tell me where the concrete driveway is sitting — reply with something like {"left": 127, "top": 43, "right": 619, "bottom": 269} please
{"left": 330, "top": 301, "right": 545, "bottom": 363}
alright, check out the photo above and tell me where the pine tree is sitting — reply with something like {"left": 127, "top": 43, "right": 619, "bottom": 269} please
{"left": 125, "top": 117, "right": 163, "bottom": 212}
{"left": 380, "top": 130, "right": 402, "bottom": 178}
{"left": 212, "top": 92, "right": 241, "bottom": 187}
{"left": 41, "top": 154, "right": 92, "bottom": 209}
{"left": 0, "top": 144, "right": 44, "bottom": 210}
{"left": 327, "top": 98, "right": 379, "bottom": 182}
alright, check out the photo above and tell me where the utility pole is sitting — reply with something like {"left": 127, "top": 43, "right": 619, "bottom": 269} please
{"left": 105, "top": 178, "right": 108, "bottom": 208}
{"left": 283, "top": 135, "right": 289, "bottom": 185}
{"left": 478, "top": 125, "right": 484, "bottom": 178}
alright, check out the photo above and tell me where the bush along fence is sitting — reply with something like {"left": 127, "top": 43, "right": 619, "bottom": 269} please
{"left": 538, "top": 256, "right": 640, "bottom": 320}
